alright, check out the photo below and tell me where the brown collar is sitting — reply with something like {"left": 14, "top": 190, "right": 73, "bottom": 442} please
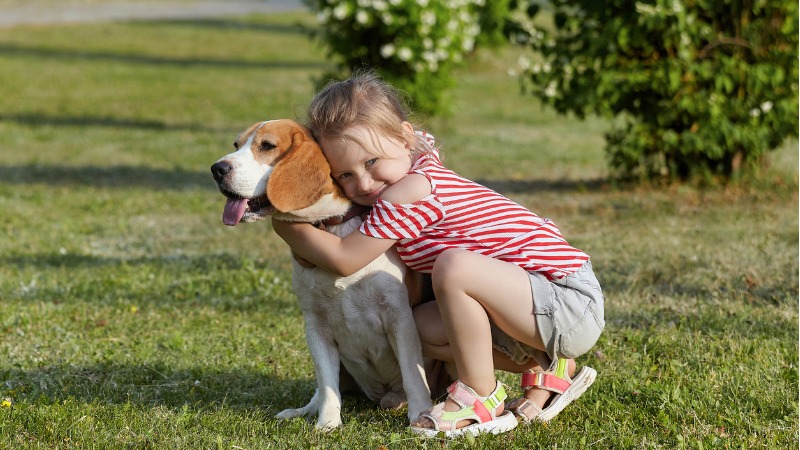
{"left": 319, "top": 205, "right": 370, "bottom": 228}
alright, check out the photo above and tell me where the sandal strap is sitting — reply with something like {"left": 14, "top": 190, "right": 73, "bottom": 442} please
{"left": 507, "top": 397, "right": 543, "bottom": 422}
{"left": 444, "top": 380, "right": 507, "bottom": 424}
{"left": 521, "top": 359, "right": 572, "bottom": 394}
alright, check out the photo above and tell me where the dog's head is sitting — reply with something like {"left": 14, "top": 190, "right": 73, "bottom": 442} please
{"left": 211, "top": 119, "right": 350, "bottom": 225}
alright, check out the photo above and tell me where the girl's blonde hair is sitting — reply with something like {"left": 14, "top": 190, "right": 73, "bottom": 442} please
{"left": 306, "top": 71, "right": 430, "bottom": 156}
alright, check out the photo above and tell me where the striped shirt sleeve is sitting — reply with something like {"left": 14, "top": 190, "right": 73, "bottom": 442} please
{"left": 359, "top": 196, "right": 446, "bottom": 240}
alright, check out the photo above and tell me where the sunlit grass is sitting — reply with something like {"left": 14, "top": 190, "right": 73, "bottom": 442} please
{"left": 0, "top": 8, "right": 797, "bottom": 450}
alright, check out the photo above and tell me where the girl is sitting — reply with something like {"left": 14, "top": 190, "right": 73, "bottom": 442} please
{"left": 272, "top": 71, "right": 605, "bottom": 437}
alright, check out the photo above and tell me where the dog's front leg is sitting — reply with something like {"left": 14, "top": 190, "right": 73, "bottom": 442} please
{"left": 388, "top": 306, "right": 434, "bottom": 422}
{"left": 276, "top": 315, "right": 343, "bottom": 430}
{"left": 304, "top": 317, "right": 344, "bottom": 430}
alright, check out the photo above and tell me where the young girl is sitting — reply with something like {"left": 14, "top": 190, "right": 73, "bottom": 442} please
{"left": 272, "top": 72, "right": 605, "bottom": 437}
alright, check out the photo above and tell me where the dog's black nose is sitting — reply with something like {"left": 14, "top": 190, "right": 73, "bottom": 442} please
{"left": 211, "top": 161, "right": 233, "bottom": 182}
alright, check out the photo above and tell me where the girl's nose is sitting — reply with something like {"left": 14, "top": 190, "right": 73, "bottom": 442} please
{"left": 357, "top": 173, "right": 373, "bottom": 193}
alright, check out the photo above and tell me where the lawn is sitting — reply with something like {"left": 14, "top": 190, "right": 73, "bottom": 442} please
{"left": 0, "top": 9, "right": 797, "bottom": 450}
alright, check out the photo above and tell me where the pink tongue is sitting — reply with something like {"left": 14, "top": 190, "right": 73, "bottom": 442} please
{"left": 223, "top": 198, "right": 248, "bottom": 226}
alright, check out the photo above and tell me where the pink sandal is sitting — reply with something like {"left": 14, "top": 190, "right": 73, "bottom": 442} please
{"left": 507, "top": 358, "right": 597, "bottom": 423}
{"left": 410, "top": 380, "right": 518, "bottom": 437}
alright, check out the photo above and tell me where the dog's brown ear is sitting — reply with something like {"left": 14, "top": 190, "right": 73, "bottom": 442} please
{"left": 267, "top": 127, "right": 336, "bottom": 213}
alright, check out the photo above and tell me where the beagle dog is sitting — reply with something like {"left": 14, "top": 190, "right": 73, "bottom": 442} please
{"left": 211, "top": 119, "right": 433, "bottom": 429}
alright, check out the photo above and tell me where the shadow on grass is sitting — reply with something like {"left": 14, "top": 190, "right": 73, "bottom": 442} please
{"left": 0, "top": 163, "right": 214, "bottom": 190}
{"left": 0, "top": 363, "right": 364, "bottom": 415}
{"left": 146, "top": 18, "right": 311, "bottom": 35}
{"left": 476, "top": 177, "right": 609, "bottom": 194}
{"left": 2, "top": 251, "right": 241, "bottom": 271}
{"left": 0, "top": 42, "right": 329, "bottom": 70}
{"left": 0, "top": 112, "right": 229, "bottom": 133}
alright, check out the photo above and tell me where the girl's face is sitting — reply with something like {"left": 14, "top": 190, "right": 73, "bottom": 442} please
{"left": 321, "top": 123, "right": 415, "bottom": 206}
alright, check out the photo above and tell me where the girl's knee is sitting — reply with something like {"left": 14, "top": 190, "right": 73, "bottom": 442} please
{"left": 431, "top": 249, "right": 472, "bottom": 289}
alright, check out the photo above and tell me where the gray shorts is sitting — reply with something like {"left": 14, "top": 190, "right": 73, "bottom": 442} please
{"left": 491, "top": 260, "right": 605, "bottom": 370}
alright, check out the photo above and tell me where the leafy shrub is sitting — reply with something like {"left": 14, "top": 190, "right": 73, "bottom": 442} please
{"left": 513, "top": 0, "right": 799, "bottom": 182}
{"left": 476, "top": 0, "right": 514, "bottom": 47}
{"left": 303, "top": 0, "right": 484, "bottom": 116}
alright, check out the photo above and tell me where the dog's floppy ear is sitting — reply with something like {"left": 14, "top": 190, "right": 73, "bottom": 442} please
{"left": 267, "top": 126, "right": 336, "bottom": 213}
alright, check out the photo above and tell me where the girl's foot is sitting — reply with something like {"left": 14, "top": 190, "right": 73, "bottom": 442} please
{"left": 410, "top": 380, "right": 517, "bottom": 437}
{"left": 507, "top": 358, "right": 596, "bottom": 423}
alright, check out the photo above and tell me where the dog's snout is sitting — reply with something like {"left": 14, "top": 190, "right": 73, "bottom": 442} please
{"left": 211, "top": 161, "right": 233, "bottom": 182}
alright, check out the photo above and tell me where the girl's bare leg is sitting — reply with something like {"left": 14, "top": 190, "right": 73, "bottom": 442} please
{"left": 410, "top": 249, "right": 548, "bottom": 428}
{"left": 413, "top": 260, "right": 576, "bottom": 427}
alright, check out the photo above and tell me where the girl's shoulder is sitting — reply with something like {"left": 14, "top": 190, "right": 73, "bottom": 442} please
{"left": 382, "top": 173, "right": 431, "bottom": 205}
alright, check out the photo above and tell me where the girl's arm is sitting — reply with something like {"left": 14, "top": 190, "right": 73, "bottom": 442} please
{"left": 273, "top": 173, "right": 432, "bottom": 277}
{"left": 271, "top": 219, "right": 397, "bottom": 277}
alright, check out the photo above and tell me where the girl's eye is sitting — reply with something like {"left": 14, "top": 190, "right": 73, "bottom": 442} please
{"left": 366, "top": 158, "right": 378, "bottom": 167}
{"left": 336, "top": 173, "right": 352, "bottom": 181}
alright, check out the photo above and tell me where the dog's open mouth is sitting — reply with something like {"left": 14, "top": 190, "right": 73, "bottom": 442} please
{"left": 222, "top": 194, "right": 273, "bottom": 226}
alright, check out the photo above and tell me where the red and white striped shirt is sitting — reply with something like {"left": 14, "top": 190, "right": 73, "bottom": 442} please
{"left": 359, "top": 133, "right": 589, "bottom": 280}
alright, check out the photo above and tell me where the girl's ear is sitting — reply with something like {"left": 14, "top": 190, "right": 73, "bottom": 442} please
{"left": 400, "top": 121, "right": 416, "bottom": 148}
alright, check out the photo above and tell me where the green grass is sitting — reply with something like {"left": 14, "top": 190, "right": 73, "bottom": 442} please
{"left": 1, "top": 8, "right": 798, "bottom": 450}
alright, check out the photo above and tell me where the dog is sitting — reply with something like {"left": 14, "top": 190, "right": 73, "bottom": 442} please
{"left": 210, "top": 119, "right": 433, "bottom": 429}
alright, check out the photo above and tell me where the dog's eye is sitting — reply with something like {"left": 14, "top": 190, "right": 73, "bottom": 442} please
{"left": 260, "top": 140, "right": 277, "bottom": 151}
{"left": 233, "top": 142, "right": 239, "bottom": 149}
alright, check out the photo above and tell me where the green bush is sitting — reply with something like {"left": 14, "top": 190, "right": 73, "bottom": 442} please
{"left": 476, "top": 0, "right": 514, "bottom": 47}
{"left": 303, "top": 0, "right": 484, "bottom": 116}
{"left": 514, "top": 0, "right": 799, "bottom": 182}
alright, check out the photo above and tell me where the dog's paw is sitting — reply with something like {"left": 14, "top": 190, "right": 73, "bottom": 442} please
{"left": 379, "top": 392, "right": 408, "bottom": 410}
{"left": 315, "top": 414, "right": 342, "bottom": 430}
{"left": 276, "top": 408, "right": 305, "bottom": 420}
{"left": 407, "top": 398, "right": 433, "bottom": 421}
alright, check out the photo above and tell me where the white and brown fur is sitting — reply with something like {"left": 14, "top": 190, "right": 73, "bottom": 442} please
{"left": 211, "top": 119, "right": 434, "bottom": 429}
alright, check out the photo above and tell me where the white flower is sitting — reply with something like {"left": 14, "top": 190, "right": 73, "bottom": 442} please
{"left": 356, "top": 10, "right": 369, "bottom": 24}
{"left": 544, "top": 81, "right": 557, "bottom": 98}
{"left": 398, "top": 47, "right": 413, "bottom": 61}
{"left": 635, "top": 2, "right": 657, "bottom": 15}
{"left": 417, "top": 0, "right": 429, "bottom": 6}
{"left": 381, "top": 43, "right": 396, "bottom": 58}
{"left": 761, "top": 101, "right": 773, "bottom": 113}
{"left": 333, "top": 4, "right": 349, "bottom": 20}
{"left": 421, "top": 11, "right": 437, "bottom": 27}
{"left": 462, "top": 37, "right": 475, "bottom": 52}
{"left": 316, "top": 10, "right": 330, "bottom": 24}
